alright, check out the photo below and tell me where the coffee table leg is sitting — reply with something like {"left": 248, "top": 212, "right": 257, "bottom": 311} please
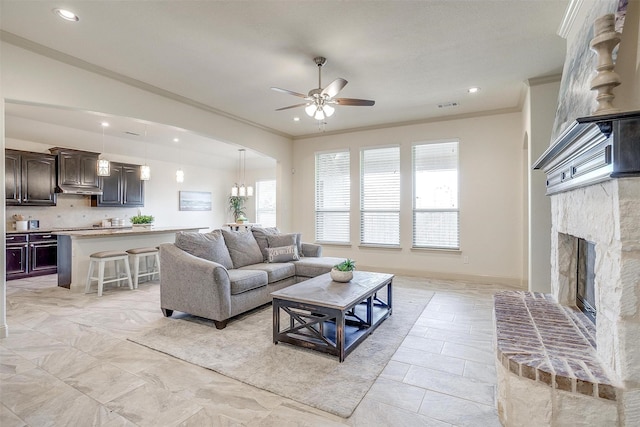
{"left": 337, "top": 310, "right": 346, "bottom": 362}
{"left": 273, "top": 299, "right": 280, "bottom": 344}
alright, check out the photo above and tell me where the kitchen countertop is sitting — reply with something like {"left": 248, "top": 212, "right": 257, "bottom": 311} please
{"left": 7, "top": 226, "right": 133, "bottom": 234}
{"left": 52, "top": 225, "right": 208, "bottom": 238}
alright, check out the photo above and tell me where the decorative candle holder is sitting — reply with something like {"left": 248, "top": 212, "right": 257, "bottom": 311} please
{"left": 589, "top": 13, "right": 621, "bottom": 115}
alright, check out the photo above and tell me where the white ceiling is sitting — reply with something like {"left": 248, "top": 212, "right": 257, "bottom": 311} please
{"left": 1, "top": 1, "right": 569, "bottom": 154}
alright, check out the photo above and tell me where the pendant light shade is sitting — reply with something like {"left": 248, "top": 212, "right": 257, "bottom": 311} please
{"left": 140, "top": 165, "right": 151, "bottom": 181}
{"left": 176, "top": 169, "right": 184, "bottom": 183}
{"left": 231, "top": 149, "right": 253, "bottom": 197}
{"left": 97, "top": 122, "right": 110, "bottom": 177}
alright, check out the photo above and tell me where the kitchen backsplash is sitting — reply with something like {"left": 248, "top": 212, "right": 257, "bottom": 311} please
{"left": 7, "top": 194, "right": 141, "bottom": 231}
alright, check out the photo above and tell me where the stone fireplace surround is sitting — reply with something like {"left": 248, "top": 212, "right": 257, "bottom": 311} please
{"left": 495, "top": 111, "right": 640, "bottom": 426}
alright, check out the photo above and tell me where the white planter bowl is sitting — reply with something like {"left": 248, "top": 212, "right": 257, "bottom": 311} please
{"left": 330, "top": 268, "right": 353, "bottom": 282}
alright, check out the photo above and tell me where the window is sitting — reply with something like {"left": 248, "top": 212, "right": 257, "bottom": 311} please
{"left": 255, "top": 179, "right": 276, "bottom": 228}
{"left": 315, "top": 150, "right": 350, "bottom": 243}
{"left": 360, "top": 146, "right": 400, "bottom": 245}
{"left": 413, "top": 141, "right": 459, "bottom": 249}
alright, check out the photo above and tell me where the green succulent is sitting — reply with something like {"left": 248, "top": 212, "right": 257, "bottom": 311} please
{"left": 334, "top": 259, "right": 356, "bottom": 271}
{"left": 130, "top": 215, "right": 154, "bottom": 224}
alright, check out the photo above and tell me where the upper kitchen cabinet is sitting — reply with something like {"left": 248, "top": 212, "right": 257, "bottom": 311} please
{"left": 91, "top": 161, "right": 145, "bottom": 207}
{"left": 5, "top": 149, "right": 57, "bottom": 206}
{"left": 49, "top": 147, "right": 102, "bottom": 195}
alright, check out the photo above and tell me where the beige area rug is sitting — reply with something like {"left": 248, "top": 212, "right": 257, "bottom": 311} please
{"left": 128, "top": 277, "right": 434, "bottom": 418}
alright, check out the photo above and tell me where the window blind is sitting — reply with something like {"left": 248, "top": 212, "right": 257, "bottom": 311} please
{"left": 255, "top": 179, "right": 276, "bottom": 228}
{"left": 413, "top": 141, "right": 459, "bottom": 249}
{"left": 315, "top": 150, "right": 350, "bottom": 243}
{"left": 360, "top": 146, "right": 400, "bottom": 245}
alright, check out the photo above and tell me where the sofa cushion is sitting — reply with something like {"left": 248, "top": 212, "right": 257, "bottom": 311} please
{"left": 174, "top": 230, "right": 233, "bottom": 269}
{"left": 222, "top": 230, "right": 264, "bottom": 268}
{"left": 293, "top": 256, "right": 346, "bottom": 278}
{"left": 251, "top": 226, "right": 280, "bottom": 261}
{"left": 227, "top": 269, "right": 268, "bottom": 295}
{"left": 266, "top": 232, "right": 303, "bottom": 257}
{"left": 267, "top": 245, "right": 300, "bottom": 263}
{"left": 239, "top": 262, "right": 295, "bottom": 283}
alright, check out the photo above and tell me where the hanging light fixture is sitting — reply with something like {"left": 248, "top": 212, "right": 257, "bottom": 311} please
{"left": 97, "top": 122, "right": 110, "bottom": 177}
{"left": 140, "top": 126, "right": 151, "bottom": 181}
{"left": 231, "top": 149, "right": 253, "bottom": 197}
{"left": 174, "top": 138, "right": 184, "bottom": 183}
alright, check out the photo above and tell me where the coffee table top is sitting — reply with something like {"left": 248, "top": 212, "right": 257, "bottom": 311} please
{"left": 271, "top": 271, "right": 394, "bottom": 310}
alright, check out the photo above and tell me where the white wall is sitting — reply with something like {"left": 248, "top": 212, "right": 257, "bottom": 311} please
{"left": 293, "top": 112, "right": 525, "bottom": 285}
{"left": 527, "top": 79, "right": 561, "bottom": 293}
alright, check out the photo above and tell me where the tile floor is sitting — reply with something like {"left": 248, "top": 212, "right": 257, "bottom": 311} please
{"left": 0, "top": 274, "right": 517, "bottom": 426}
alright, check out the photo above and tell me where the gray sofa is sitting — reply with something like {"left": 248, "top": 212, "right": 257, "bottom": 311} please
{"left": 159, "top": 227, "right": 344, "bottom": 329}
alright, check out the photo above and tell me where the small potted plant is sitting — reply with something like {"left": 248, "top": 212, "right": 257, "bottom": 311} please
{"left": 331, "top": 259, "right": 356, "bottom": 282}
{"left": 130, "top": 214, "right": 154, "bottom": 229}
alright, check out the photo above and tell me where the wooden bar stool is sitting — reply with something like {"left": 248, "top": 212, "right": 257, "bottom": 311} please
{"left": 85, "top": 251, "right": 133, "bottom": 296}
{"left": 126, "top": 247, "right": 160, "bottom": 289}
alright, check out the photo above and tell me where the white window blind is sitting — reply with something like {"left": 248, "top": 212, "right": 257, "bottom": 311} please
{"left": 413, "top": 141, "right": 459, "bottom": 249}
{"left": 360, "top": 146, "right": 400, "bottom": 245}
{"left": 255, "top": 179, "right": 276, "bottom": 228}
{"left": 315, "top": 150, "right": 350, "bottom": 243}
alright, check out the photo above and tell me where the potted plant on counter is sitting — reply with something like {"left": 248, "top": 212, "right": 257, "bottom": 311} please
{"left": 130, "top": 214, "right": 154, "bottom": 229}
{"left": 331, "top": 259, "right": 356, "bottom": 282}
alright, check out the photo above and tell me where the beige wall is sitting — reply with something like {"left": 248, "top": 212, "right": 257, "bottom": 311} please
{"left": 293, "top": 112, "right": 525, "bottom": 285}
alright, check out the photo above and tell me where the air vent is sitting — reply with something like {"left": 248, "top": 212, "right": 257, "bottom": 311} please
{"left": 438, "top": 101, "right": 459, "bottom": 109}
{"left": 124, "top": 131, "right": 140, "bottom": 136}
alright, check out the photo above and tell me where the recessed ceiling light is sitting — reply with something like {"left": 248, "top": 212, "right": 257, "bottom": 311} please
{"left": 293, "top": 117, "right": 300, "bottom": 122}
{"left": 468, "top": 87, "right": 480, "bottom": 94}
{"left": 101, "top": 121, "right": 109, "bottom": 127}
{"left": 53, "top": 8, "right": 79, "bottom": 22}
{"left": 173, "top": 138, "right": 180, "bottom": 142}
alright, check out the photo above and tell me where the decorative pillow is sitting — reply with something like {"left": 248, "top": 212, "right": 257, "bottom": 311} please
{"left": 222, "top": 229, "right": 264, "bottom": 268}
{"left": 267, "top": 245, "right": 300, "bottom": 263}
{"left": 266, "top": 233, "right": 297, "bottom": 249}
{"left": 251, "top": 226, "right": 281, "bottom": 261}
{"left": 174, "top": 230, "right": 233, "bottom": 269}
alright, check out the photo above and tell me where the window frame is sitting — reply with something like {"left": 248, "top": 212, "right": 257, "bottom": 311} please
{"left": 315, "top": 149, "right": 351, "bottom": 244}
{"left": 412, "top": 140, "right": 460, "bottom": 250}
{"left": 255, "top": 179, "right": 277, "bottom": 228}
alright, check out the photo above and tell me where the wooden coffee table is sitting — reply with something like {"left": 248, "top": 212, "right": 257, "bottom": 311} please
{"left": 271, "top": 271, "right": 393, "bottom": 362}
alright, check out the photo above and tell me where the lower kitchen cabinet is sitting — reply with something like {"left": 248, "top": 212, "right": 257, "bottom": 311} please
{"left": 5, "top": 232, "right": 57, "bottom": 280}
{"left": 6, "top": 234, "right": 29, "bottom": 279}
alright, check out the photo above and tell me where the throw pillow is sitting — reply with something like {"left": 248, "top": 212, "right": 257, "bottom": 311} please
{"left": 174, "top": 230, "right": 233, "bottom": 269}
{"left": 222, "top": 229, "right": 264, "bottom": 268}
{"left": 251, "top": 226, "right": 280, "bottom": 261}
{"left": 267, "top": 245, "right": 300, "bottom": 263}
{"left": 266, "top": 233, "right": 297, "bottom": 249}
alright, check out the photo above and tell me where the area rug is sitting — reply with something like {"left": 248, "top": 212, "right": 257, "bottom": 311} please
{"left": 128, "top": 277, "right": 433, "bottom": 418}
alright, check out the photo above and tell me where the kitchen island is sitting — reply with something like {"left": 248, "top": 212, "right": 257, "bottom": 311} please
{"left": 55, "top": 226, "right": 207, "bottom": 292}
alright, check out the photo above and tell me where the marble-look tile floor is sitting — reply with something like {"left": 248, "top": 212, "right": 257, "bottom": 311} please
{"left": 1, "top": 274, "right": 517, "bottom": 426}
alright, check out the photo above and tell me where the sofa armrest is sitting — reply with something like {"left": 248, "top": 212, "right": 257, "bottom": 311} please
{"left": 301, "top": 242, "right": 322, "bottom": 257}
{"left": 159, "top": 243, "right": 232, "bottom": 320}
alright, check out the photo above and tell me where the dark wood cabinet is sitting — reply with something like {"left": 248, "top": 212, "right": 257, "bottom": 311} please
{"left": 50, "top": 147, "right": 100, "bottom": 191}
{"left": 6, "top": 232, "right": 58, "bottom": 280}
{"left": 5, "top": 150, "right": 57, "bottom": 206}
{"left": 92, "top": 162, "right": 144, "bottom": 207}
{"left": 6, "top": 234, "right": 29, "bottom": 279}
{"left": 30, "top": 233, "right": 58, "bottom": 275}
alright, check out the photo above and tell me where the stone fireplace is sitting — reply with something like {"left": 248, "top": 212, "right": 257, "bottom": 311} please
{"left": 494, "top": 111, "right": 640, "bottom": 426}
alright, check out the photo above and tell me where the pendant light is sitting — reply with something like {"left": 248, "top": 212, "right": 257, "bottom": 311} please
{"left": 175, "top": 138, "right": 184, "bottom": 183}
{"left": 97, "top": 122, "right": 110, "bottom": 176}
{"left": 231, "top": 149, "right": 253, "bottom": 197}
{"left": 140, "top": 126, "right": 151, "bottom": 181}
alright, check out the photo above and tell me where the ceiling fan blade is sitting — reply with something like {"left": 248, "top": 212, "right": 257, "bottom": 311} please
{"left": 334, "top": 98, "right": 375, "bottom": 106}
{"left": 321, "top": 78, "right": 348, "bottom": 98}
{"left": 275, "top": 103, "right": 308, "bottom": 111}
{"left": 271, "top": 87, "right": 308, "bottom": 98}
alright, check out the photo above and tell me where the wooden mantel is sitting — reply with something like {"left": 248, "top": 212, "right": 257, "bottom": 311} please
{"left": 533, "top": 110, "right": 640, "bottom": 195}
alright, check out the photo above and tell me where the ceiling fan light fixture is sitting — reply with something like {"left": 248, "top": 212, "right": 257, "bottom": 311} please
{"left": 323, "top": 104, "right": 335, "bottom": 117}
{"left": 314, "top": 108, "right": 325, "bottom": 121}
{"left": 305, "top": 104, "right": 317, "bottom": 117}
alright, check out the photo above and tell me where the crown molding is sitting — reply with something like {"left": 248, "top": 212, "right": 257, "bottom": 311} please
{"left": 526, "top": 74, "right": 563, "bottom": 87}
{"left": 557, "top": 0, "right": 585, "bottom": 39}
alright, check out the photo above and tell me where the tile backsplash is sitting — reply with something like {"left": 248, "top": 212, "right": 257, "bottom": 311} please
{"left": 7, "top": 194, "right": 139, "bottom": 230}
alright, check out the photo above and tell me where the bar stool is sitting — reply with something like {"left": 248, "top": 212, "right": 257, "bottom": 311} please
{"left": 126, "top": 247, "right": 160, "bottom": 289}
{"left": 85, "top": 251, "right": 133, "bottom": 296}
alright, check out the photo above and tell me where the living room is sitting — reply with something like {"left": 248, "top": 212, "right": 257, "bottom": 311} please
{"left": 2, "top": 0, "right": 640, "bottom": 425}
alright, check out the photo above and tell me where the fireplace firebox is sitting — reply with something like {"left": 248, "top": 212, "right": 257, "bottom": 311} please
{"left": 576, "top": 238, "right": 596, "bottom": 323}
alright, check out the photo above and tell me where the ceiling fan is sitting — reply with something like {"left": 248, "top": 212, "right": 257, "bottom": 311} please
{"left": 271, "top": 56, "right": 375, "bottom": 121}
